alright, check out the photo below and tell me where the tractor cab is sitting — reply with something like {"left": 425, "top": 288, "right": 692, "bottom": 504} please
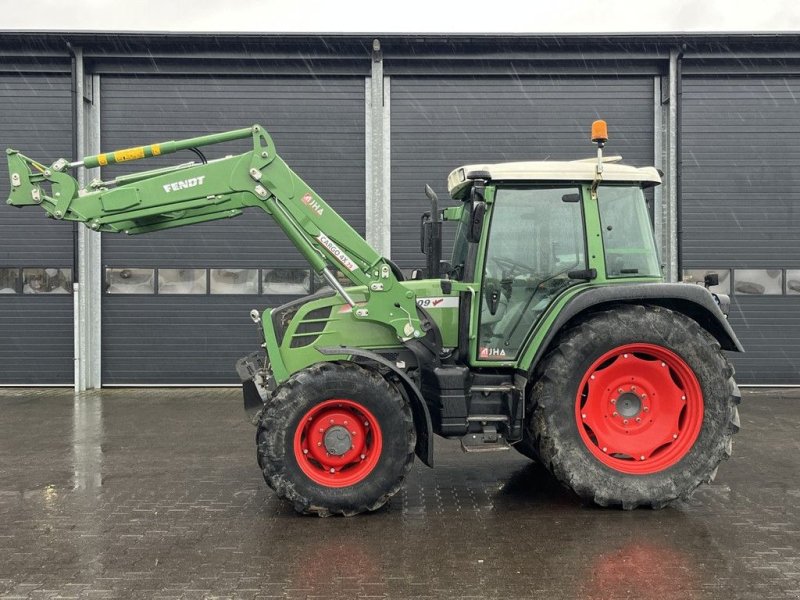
{"left": 434, "top": 157, "right": 663, "bottom": 364}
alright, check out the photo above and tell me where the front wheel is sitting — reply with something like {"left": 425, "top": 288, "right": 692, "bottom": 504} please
{"left": 257, "top": 362, "right": 415, "bottom": 516}
{"left": 530, "top": 304, "right": 740, "bottom": 509}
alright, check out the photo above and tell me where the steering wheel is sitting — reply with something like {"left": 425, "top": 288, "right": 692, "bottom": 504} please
{"left": 492, "top": 256, "right": 531, "bottom": 278}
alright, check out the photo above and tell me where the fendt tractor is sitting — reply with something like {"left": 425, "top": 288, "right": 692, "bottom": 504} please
{"left": 6, "top": 120, "right": 742, "bottom": 516}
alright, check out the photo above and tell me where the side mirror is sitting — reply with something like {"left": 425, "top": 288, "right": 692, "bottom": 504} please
{"left": 704, "top": 273, "right": 719, "bottom": 289}
{"left": 467, "top": 201, "right": 485, "bottom": 243}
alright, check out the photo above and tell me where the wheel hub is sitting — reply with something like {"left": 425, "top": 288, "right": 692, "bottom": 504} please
{"left": 616, "top": 392, "right": 642, "bottom": 417}
{"left": 323, "top": 425, "right": 352, "bottom": 456}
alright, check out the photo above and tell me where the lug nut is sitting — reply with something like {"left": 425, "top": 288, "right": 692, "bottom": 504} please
{"left": 681, "top": 396, "right": 686, "bottom": 400}
{"left": 364, "top": 421, "right": 369, "bottom": 427}
{"left": 303, "top": 449, "right": 308, "bottom": 454}
{"left": 661, "top": 362, "right": 666, "bottom": 367}
{"left": 602, "top": 447, "right": 608, "bottom": 453}
{"left": 317, "top": 442, "right": 322, "bottom": 446}
{"left": 631, "top": 386, "right": 636, "bottom": 392}
{"left": 673, "top": 434, "right": 678, "bottom": 439}
{"left": 643, "top": 407, "right": 649, "bottom": 412}
{"left": 319, "top": 428, "right": 324, "bottom": 433}
{"left": 623, "top": 354, "right": 628, "bottom": 358}
{"left": 623, "top": 419, "right": 629, "bottom": 425}
{"left": 582, "top": 413, "right": 587, "bottom": 419}
{"left": 640, "top": 455, "right": 646, "bottom": 461}
{"left": 330, "top": 468, "right": 335, "bottom": 473}
{"left": 343, "top": 420, "right": 348, "bottom": 425}
{"left": 590, "top": 375, "right": 595, "bottom": 380}
{"left": 635, "top": 417, "right": 641, "bottom": 423}
{"left": 612, "top": 411, "right": 619, "bottom": 417}
{"left": 617, "top": 388, "right": 623, "bottom": 394}
{"left": 329, "top": 419, "right": 334, "bottom": 424}
{"left": 360, "top": 454, "right": 366, "bottom": 460}
{"left": 610, "top": 398, "right": 617, "bottom": 404}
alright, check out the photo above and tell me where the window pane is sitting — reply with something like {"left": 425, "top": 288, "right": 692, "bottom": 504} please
{"left": 22, "top": 268, "right": 72, "bottom": 294}
{"left": 479, "top": 186, "right": 586, "bottom": 361}
{"left": 105, "top": 268, "right": 155, "bottom": 294}
{"left": 734, "top": 269, "right": 782, "bottom": 295}
{"left": 158, "top": 269, "right": 207, "bottom": 294}
{"left": 262, "top": 268, "right": 311, "bottom": 295}
{"left": 786, "top": 270, "right": 800, "bottom": 295}
{"left": 597, "top": 186, "right": 661, "bottom": 278}
{"left": 0, "top": 268, "right": 19, "bottom": 294}
{"left": 210, "top": 269, "right": 258, "bottom": 294}
{"left": 681, "top": 269, "right": 731, "bottom": 295}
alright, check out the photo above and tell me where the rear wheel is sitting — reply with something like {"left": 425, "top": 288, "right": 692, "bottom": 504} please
{"left": 257, "top": 362, "right": 415, "bottom": 516}
{"left": 530, "top": 304, "right": 740, "bottom": 509}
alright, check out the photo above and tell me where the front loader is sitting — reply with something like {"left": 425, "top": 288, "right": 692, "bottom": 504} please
{"left": 6, "top": 121, "right": 742, "bottom": 515}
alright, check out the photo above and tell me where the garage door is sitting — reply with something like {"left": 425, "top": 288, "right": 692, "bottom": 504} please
{"left": 0, "top": 73, "right": 74, "bottom": 384}
{"left": 682, "top": 76, "right": 800, "bottom": 384}
{"left": 100, "top": 75, "right": 365, "bottom": 384}
{"left": 391, "top": 76, "right": 656, "bottom": 268}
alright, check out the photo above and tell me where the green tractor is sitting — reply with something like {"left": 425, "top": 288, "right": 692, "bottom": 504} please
{"left": 6, "top": 120, "right": 741, "bottom": 515}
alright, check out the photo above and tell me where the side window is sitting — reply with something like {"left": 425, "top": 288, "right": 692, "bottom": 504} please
{"left": 478, "top": 186, "right": 585, "bottom": 361}
{"left": 597, "top": 186, "right": 661, "bottom": 278}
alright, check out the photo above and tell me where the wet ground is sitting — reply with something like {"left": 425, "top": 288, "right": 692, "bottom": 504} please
{"left": 0, "top": 387, "right": 798, "bottom": 600}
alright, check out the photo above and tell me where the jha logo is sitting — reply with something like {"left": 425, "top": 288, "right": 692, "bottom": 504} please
{"left": 479, "top": 347, "right": 507, "bottom": 359}
{"left": 163, "top": 175, "right": 205, "bottom": 193}
{"left": 302, "top": 193, "right": 324, "bottom": 216}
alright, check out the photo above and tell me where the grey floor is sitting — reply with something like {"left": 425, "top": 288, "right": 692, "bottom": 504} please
{"left": 0, "top": 387, "right": 798, "bottom": 600}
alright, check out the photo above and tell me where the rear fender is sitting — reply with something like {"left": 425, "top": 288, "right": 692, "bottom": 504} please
{"left": 520, "top": 283, "right": 744, "bottom": 378}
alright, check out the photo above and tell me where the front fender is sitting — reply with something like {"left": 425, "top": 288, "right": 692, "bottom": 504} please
{"left": 317, "top": 346, "right": 434, "bottom": 468}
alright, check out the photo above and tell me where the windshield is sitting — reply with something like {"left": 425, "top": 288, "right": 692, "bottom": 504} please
{"left": 449, "top": 202, "right": 472, "bottom": 281}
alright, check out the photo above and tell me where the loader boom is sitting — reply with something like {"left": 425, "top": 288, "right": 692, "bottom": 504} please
{"left": 6, "top": 124, "right": 424, "bottom": 341}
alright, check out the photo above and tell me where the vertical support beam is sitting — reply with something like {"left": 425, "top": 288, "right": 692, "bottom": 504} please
{"left": 71, "top": 45, "right": 84, "bottom": 392}
{"left": 365, "top": 39, "right": 391, "bottom": 258}
{"left": 665, "top": 49, "right": 681, "bottom": 282}
{"left": 73, "top": 62, "right": 102, "bottom": 390}
{"left": 653, "top": 76, "right": 664, "bottom": 260}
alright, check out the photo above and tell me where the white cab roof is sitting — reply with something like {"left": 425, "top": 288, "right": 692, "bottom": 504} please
{"left": 447, "top": 157, "right": 662, "bottom": 199}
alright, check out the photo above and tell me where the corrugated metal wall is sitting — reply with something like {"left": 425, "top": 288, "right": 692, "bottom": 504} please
{"left": 682, "top": 76, "right": 800, "bottom": 383}
{"left": 390, "top": 76, "right": 656, "bottom": 268}
{"left": 99, "top": 75, "right": 365, "bottom": 384}
{"left": 0, "top": 73, "right": 74, "bottom": 384}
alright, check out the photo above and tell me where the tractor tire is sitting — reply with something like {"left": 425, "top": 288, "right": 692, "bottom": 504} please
{"left": 530, "top": 304, "right": 740, "bottom": 509}
{"left": 256, "top": 361, "right": 416, "bottom": 516}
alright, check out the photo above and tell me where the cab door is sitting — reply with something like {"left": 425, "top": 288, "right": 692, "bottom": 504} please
{"left": 475, "top": 186, "right": 587, "bottom": 362}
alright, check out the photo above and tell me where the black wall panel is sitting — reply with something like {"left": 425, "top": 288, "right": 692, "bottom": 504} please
{"left": 682, "top": 76, "right": 800, "bottom": 383}
{"left": 0, "top": 74, "right": 73, "bottom": 384}
{"left": 100, "top": 75, "right": 365, "bottom": 383}
{"left": 390, "top": 76, "right": 655, "bottom": 268}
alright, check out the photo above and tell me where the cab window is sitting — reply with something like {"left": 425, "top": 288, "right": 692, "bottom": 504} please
{"left": 478, "top": 186, "right": 586, "bottom": 361}
{"left": 597, "top": 186, "right": 661, "bottom": 278}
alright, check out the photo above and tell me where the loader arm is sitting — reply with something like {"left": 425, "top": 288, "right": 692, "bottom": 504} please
{"left": 6, "top": 124, "right": 424, "bottom": 341}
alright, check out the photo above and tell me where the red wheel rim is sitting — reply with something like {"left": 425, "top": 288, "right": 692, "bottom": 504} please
{"left": 575, "top": 343, "right": 703, "bottom": 475}
{"left": 293, "top": 399, "right": 383, "bottom": 487}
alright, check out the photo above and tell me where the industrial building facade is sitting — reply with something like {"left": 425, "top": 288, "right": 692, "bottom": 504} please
{"left": 1, "top": 32, "right": 799, "bottom": 386}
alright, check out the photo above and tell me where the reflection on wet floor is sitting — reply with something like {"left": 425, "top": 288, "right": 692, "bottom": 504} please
{"left": 0, "top": 387, "right": 798, "bottom": 599}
